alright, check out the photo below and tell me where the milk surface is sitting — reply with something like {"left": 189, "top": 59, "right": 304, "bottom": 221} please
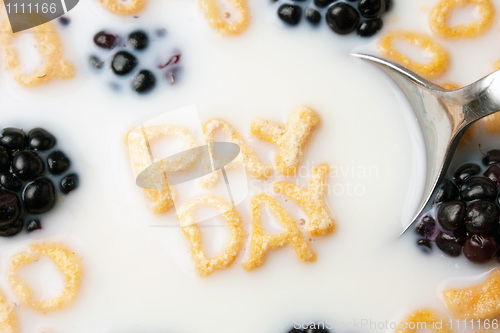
{"left": 0, "top": 0, "right": 498, "bottom": 332}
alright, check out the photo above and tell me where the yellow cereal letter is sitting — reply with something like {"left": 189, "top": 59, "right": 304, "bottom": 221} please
{"left": 274, "top": 163, "right": 335, "bottom": 236}
{"left": 251, "top": 106, "right": 320, "bottom": 176}
{"left": 0, "top": 288, "right": 18, "bottom": 333}
{"left": 395, "top": 308, "right": 452, "bottom": 333}
{"left": 202, "top": 118, "right": 272, "bottom": 187}
{"left": 199, "top": 0, "right": 250, "bottom": 35}
{"left": 243, "top": 193, "right": 316, "bottom": 271}
{"left": 177, "top": 194, "right": 244, "bottom": 277}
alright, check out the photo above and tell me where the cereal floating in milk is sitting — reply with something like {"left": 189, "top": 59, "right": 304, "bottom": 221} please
{"left": 430, "top": 0, "right": 495, "bottom": 39}
{"left": 394, "top": 308, "right": 452, "bottom": 333}
{"left": 0, "top": 288, "right": 18, "bottom": 333}
{"left": 442, "top": 269, "right": 500, "bottom": 320}
{"left": 0, "top": 20, "right": 74, "bottom": 87}
{"left": 202, "top": 118, "right": 272, "bottom": 188}
{"left": 274, "top": 163, "right": 335, "bottom": 236}
{"left": 251, "top": 106, "right": 320, "bottom": 176}
{"left": 176, "top": 194, "right": 244, "bottom": 277}
{"left": 243, "top": 193, "right": 316, "bottom": 271}
{"left": 198, "top": 0, "right": 250, "bottom": 35}
{"left": 8, "top": 242, "right": 83, "bottom": 313}
{"left": 377, "top": 30, "right": 450, "bottom": 80}
{"left": 98, "top": 0, "right": 147, "bottom": 15}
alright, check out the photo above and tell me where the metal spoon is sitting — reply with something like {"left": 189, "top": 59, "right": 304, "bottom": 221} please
{"left": 352, "top": 53, "right": 500, "bottom": 236}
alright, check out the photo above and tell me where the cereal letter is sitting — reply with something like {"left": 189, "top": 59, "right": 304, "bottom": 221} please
{"left": 199, "top": 0, "right": 250, "bottom": 35}
{"left": 243, "top": 193, "right": 316, "bottom": 271}
{"left": 99, "top": 0, "right": 147, "bottom": 15}
{"left": 127, "top": 125, "right": 199, "bottom": 214}
{"left": 177, "top": 195, "right": 244, "bottom": 277}
{"left": 202, "top": 118, "right": 272, "bottom": 187}
{"left": 395, "top": 308, "right": 452, "bottom": 333}
{"left": 251, "top": 106, "right": 319, "bottom": 176}
{"left": 274, "top": 163, "right": 335, "bottom": 236}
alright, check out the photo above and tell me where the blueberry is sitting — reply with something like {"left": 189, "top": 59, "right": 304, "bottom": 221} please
{"left": 128, "top": 30, "right": 149, "bottom": 50}
{"left": 0, "top": 173, "right": 22, "bottom": 192}
{"left": 435, "top": 231, "right": 465, "bottom": 257}
{"left": 0, "top": 146, "right": 10, "bottom": 172}
{"left": 460, "top": 177, "right": 498, "bottom": 201}
{"left": 305, "top": 7, "right": 322, "bottom": 25}
{"left": 463, "top": 234, "right": 498, "bottom": 263}
{"left": 278, "top": 4, "right": 302, "bottom": 25}
{"left": 60, "top": 173, "right": 79, "bottom": 194}
{"left": 47, "top": 151, "right": 70, "bottom": 175}
{"left": 358, "top": 0, "right": 385, "bottom": 18}
{"left": 434, "top": 179, "right": 459, "bottom": 204}
{"left": 326, "top": 3, "right": 360, "bottom": 34}
{"left": 23, "top": 178, "right": 56, "bottom": 214}
{"left": 28, "top": 128, "right": 56, "bottom": 150}
{"left": 93, "top": 31, "right": 118, "bottom": 49}
{"left": 288, "top": 329, "right": 303, "bottom": 333}
{"left": 0, "top": 128, "right": 26, "bottom": 150}
{"left": 384, "top": 0, "right": 392, "bottom": 12}
{"left": 453, "top": 163, "right": 481, "bottom": 186}
{"left": 131, "top": 70, "right": 156, "bottom": 94}
{"left": 482, "top": 149, "right": 500, "bottom": 166}
{"left": 26, "top": 219, "right": 42, "bottom": 232}
{"left": 415, "top": 215, "right": 436, "bottom": 238}
{"left": 314, "top": 0, "right": 336, "bottom": 8}
{"left": 111, "top": 51, "right": 138, "bottom": 76}
{"left": 58, "top": 16, "right": 70, "bottom": 26}
{"left": 0, "top": 218, "right": 23, "bottom": 237}
{"left": 356, "top": 18, "right": 383, "bottom": 37}
{"left": 437, "top": 201, "right": 465, "bottom": 231}
{"left": 417, "top": 238, "right": 432, "bottom": 254}
{"left": 12, "top": 150, "right": 44, "bottom": 181}
{"left": 484, "top": 164, "right": 500, "bottom": 186}
{"left": 0, "top": 190, "right": 21, "bottom": 226}
{"left": 465, "top": 200, "right": 498, "bottom": 234}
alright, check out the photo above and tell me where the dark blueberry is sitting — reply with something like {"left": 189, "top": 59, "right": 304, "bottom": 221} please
{"left": 417, "top": 238, "right": 432, "bottom": 254}
{"left": 93, "top": 31, "right": 118, "bottom": 49}
{"left": 0, "top": 218, "right": 23, "bottom": 237}
{"left": 28, "top": 128, "right": 56, "bottom": 150}
{"left": 58, "top": 17, "right": 70, "bottom": 26}
{"left": 460, "top": 177, "right": 498, "bottom": 201}
{"left": 415, "top": 215, "right": 436, "bottom": 238}
{"left": 356, "top": 18, "right": 383, "bottom": 37}
{"left": 463, "top": 234, "right": 498, "bottom": 263}
{"left": 305, "top": 7, "right": 322, "bottom": 25}
{"left": 0, "top": 128, "right": 26, "bottom": 150}
{"left": 277, "top": 4, "right": 302, "bottom": 25}
{"left": 23, "top": 178, "right": 56, "bottom": 214}
{"left": 0, "top": 191, "right": 21, "bottom": 226}
{"left": 60, "top": 173, "right": 79, "bottom": 194}
{"left": 304, "top": 324, "right": 330, "bottom": 333}
{"left": 128, "top": 30, "right": 149, "bottom": 50}
{"left": 0, "top": 146, "right": 10, "bottom": 172}
{"left": 465, "top": 200, "right": 498, "bottom": 234}
{"left": 437, "top": 200, "right": 465, "bottom": 231}
{"left": 131, "top": 70, "right": 156, "bottom": 94}
{"left": 47, "top": 151, "right": 70, "bottom": 175}
{"left": 484, "top": 164, "right": 500, "bottom": 186}
{"left": 111, "top": 51, "right": 138, "bottom": 76}
{"left": 453, "top": 163, "right": 481, "bottom": 186}
{"left": 384, "top": 0, "right": 392, "bottom": 12}
{"left": 26, "top": 219, "right": 42, "bottom": 232}
{"left": 0, "top": 173, "right": 22, "bottom": 192}
{"left": 326, "top": 3, "right": 360, "bottom": 34}
{"left": 314, "top": 0, "right": 336, "bottom": 8}
{"left": 89, "top": 55, "right": 104, "bottom": 70}
{"left": 434, "top": 179, "right": 459, "bottom": 204}
{"left": 482, "top": 149, "right": 500, "bottom": 166}
{"left": 12, "top": 150, "right": 44, "bottom": 181}
{"left": 435, "top": 231, "right": 465, "bottom": 257}
{"left": 358, "top": 0, "right": 385, "bottom": 18}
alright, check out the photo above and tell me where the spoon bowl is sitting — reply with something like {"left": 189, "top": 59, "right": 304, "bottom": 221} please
{"left": 352, "top": 53, "right": 500, "bottom": 235}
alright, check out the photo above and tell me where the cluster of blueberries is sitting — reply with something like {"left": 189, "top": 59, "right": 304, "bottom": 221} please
{"left": 415, "top": 149, "right": 500, "bottom": 264}
{"left": 90, "top": 29, "right": 181, "bottom": 94}
{"left": 0, "top": 128, "right": 78, "bottom": 237}
{"left": 273, "top": 0, "right": 392, "bottom": 37}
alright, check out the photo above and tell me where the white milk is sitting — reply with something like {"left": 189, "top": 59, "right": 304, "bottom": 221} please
{"left": 0, "top": 0, "right": 498, "bottom": 332}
